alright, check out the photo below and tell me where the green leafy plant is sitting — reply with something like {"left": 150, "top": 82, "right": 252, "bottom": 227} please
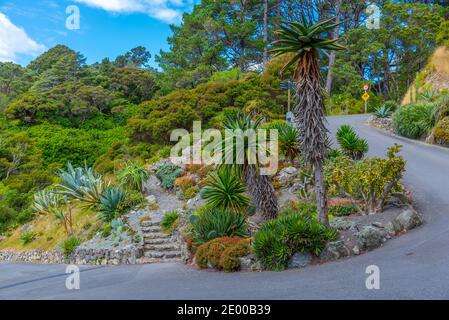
{"left": 117, "top": 160, "right": 149, "bottom": 191}
{"left": 97, "top": 186, "right": 126, "bottom": 221}
{"left": 189, "top": 208, "right": 249, "bottom": 245}
{"left": 20, "top": 230, "right": 34, "bottom": 245}
{"left": 161, "top": 210, "right": 180, "bottom": 234}
{"left": 31, "top": 190, "right": 65, "bottom": 215}
{"left": 271, "top": 122, "right": 300, "bottom": 163}
{"left": 336, "top": 125, "right": 369, "bottom": 160}
{"left": 374, "top": 105, "right": 393, "bottom": 118}
{"left": 155, "top": 164, "right": 183, "bottom": 189}
{"left": 392, "top": 102, "right": 439, "bottom": 139}
{"left": 202, "top": 167, "right": 250, "bottom": 213}
{"left": 61, "top": 236, "right": 81, "bottom": 257}
{"left": 253, "top": 210, "right": 338, "bottom": 271}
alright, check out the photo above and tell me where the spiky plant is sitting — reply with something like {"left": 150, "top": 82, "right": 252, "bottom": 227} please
{"left": 270, "top": 15, "right": 345, "bottom": 224}
{"left": 374, "top": 105, "right": 393, "bottom": 119}
{"left": 271, "top": 122, "right": 300, "bottom": 163}
{"left": 117, "top": 160, "right": 150, "bottom": 192}
{"left": 336, "top": 125, "right": 369, "bottom": 160}
{"left": 202, "top": 167, "right": 250, "bottom": 213}
{"left": 97, "top": 186, "right": 126, "bottom": 222}
{"left": 223, "top": 112, "right": 279, "bottom": 220}
{"left": 31, "top": 190, "right": 65, "bottom": 215}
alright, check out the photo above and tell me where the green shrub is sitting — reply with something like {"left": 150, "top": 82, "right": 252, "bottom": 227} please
{"left": 155, "top": 164, "right": 183, "bottom": 189}
{"left": 184, "top": 186, "right": 200, "bottom": 200}
{"left": 253, "top": 211, "right": 338, "bottom": 271}
{"left": 20, "top": 230, "right": 34, "bottom": 245}
{"left": 161, "top": 211, "right": 180, "bottom": 234}
{"left": 434, "top": 117, "right": 449, "bottom": 143}
{"left": 336, "top": 125, "right": 369, "bottom": 160}
{"left": 392, "top": 102, "right": 439, "bottom": 139}
{"left": 270, "top": 122, "right": 300, "bottom": 162}
{"left": 374, "top": 105, "right": 393, "bottom": 118}
{"left": 61, "top": 236, "right": 81, "bottom": 257}
{"left": 117, "top": 189, "right": 147, "bottom": 212}
{"left": 102, "top": 223, "right": 112, "bottom": 238}
{"left": 328, "top": 204, "right": 357, "bottom": 217}
{"left": 202, "top": 167, "right": 249, "bottom": 213}
{"left": 117, "top": 161, "right": 149, "bottom": 191}
{"left": 190, "top": 208, "right": 249, "bottom": 245}
{"left": 382, "top": 100, "right": 399, "bottom": 112}
{"left": 97, "top": 186, "right": 126, "bottom": 221}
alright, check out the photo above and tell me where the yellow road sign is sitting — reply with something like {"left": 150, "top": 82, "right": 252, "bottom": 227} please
{"left": 362, "top": 92, "right": 370, "bottom": 101}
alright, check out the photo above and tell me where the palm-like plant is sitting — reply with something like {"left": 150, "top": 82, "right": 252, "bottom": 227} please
{"left": 336, "top": 125, "right": 369, "bottom": 160}
{"left": 270, "top": 15, "right": 345, "bottom": 224}
{"left": 223, "top": 112, "right": 279, "bottom": 220}
{"left": 272, "top": 122, "right": 300, "bottom": 163}
{"left": 117, "top": 160, "right": 149, "bottom": 191}
{"left": 202, "top": 167, "right": 250, "bottom": 213}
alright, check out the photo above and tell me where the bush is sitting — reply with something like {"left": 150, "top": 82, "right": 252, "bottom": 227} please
{"left": 374, "top": 105, "right": 393, "bottom": 118}
{"left": 117, "top": 189, "right": 147, "bottom": 212}
{"left": 434, "top": 117, "right": 449, "bottom": 143}
{"left": 253, "top": 211, "right": 338, "bottom": 271}
{"left": 61, "top": 236, "right": 81, "bottom": 257}
{"left": 189, "top": 208, "right": 249, "bottom": 245}
{"left": 328, "top": 204, "right": 357, "bottom": 217}
{"left": 102, "top": 223, "right": 112, "bottom": 238}
{"left": 175, "top": 175, "right": 197, "bottom": 191}
{"left": 117, "top": 161, "right": 149, "bottom": 191}
{"left": 270, "top": 122, "right": 300, "bottom": 162}
{"left": 184, "top": 186, "right": 199, "bottom": 200}
{"left": 201, "top": 167, "right": 250, "bottom": 213}
{"left": 336, "top": 125, "right": 369, "bottom": 160}
{"left": 392, "top": 102, "right": 439, "bottom": 139}
{"left": 161, "top": 211, "right": 180, "bottom": 234}
{"left": 20, "top": 231, "right": 34, "bottom": 245}
{"left": 326, "top": 144, "right": 406, "bottom": 214}
{"left": 194, "top": 236, "right": 250, "bottom": 272}
{"left": 97, "top": 186, "right": 126, "bottom": 221}
{"left": 155, "top": 164, "right": 183, "bottom": 189}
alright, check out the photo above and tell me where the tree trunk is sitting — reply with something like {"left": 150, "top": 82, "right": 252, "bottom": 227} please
{"left": 325, "top": 0, "right": 342, "bottom": 94}
{"left": 243, "top": 164, "right": 279, "bottom": 221}
{"left": 313, "top": 160, "right": 328, "bottom": 224}
{"left": 263, "top": 0, "right": 269, "bottom": 66}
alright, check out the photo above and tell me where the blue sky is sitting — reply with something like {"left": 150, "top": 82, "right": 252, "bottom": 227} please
{"left": 0, "top": 0, "right": 197, "bottom": 68}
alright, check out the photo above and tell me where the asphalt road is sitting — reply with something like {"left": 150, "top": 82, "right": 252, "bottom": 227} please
{"left": 1, "top": 114, "right": 449, "bottom": 300}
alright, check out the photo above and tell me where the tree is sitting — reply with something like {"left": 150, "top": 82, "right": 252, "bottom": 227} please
{"left": 223, "top": 112, "right": 279, "bottom": 220}
{"left": 115, "top": 46, "right": 152, "bottom": 68}
{"left": 271, "top": 15, "right": 345, "bottom": 224}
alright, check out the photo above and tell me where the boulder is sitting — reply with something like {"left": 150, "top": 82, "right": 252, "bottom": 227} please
{"left": 330, "top": 218, "right": 357, "bottom": 231}
{"left": 320, "top": 240, "right": 352, "bottom": 261}
{"left": 355, "top": 226, "right": 385, "bottom": 250}
{"left": 146, "top": 195, "right": 158, "bottom": 206}
{"left": 277, "top": 167, "right": 299, "bottom": 187}
{"left": 393, "top": 208, "right": 423, "bottom": 231}
{"left": 288, "top": 253, "right": 312, "bottom": 269}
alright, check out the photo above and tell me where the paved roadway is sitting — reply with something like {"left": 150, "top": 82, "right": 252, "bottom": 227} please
{"left": 1, "top": 114, "right": 449, "bottom": 300}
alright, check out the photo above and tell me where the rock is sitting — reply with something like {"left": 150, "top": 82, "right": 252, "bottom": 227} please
{"left": 288, "top": 253, "right": 312, "bottom": 269}
{"left": 239, "top": 255, "right": 255, "bottom": 271}
{"left": 355, "top": 226, "right": 385, "bottom": 250}
{"left": 277, "top": 167, "right": 299, "bottom": 187}
{"left": 146, "top": 195, "right": 158, "bottom": 206}
{"left": 330, "top": 218, "right": 356, "bottom": 231}
{"left": 320, "top": 241, "right": 352, "bottom": 261}
{"left": 372, "top": 222, "right": 384, "bottom": 228}
{"left": 187, "top": 194, "right": 205, "bottom": 210}
{"left": 393, "top": 208, "right": 423, "bottom": 231}
{"left": 289, "top": 182, "right": 303, "bottom": 193}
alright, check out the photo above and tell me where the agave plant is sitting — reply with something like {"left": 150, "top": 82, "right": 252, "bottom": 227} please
{"left": 97, "top": 186, "right": 126, "bottom": 222}
{"left": 271, "top": 122, "right": 300, "bottom": 163}
{"left": 223, "top": 112, "right": 279, "bottom": 220}
{"left": 270, "top": 15, "right": 345, "bottom": 224}
{"left": 336, "top": 125, "right": 369, "bottom": 160}
{"left": 374, "top": 105, "right": 393, "bottom": 119}
{"left": 31, "top": 190, "right": 65, "bottom": 215}
{"left": 117, "top": 160, "right": 149, "bottom": 191}
{"left": 56, "top": 163, "right": 105, "bottom": 207}
{"left": 202, "top": 167, "right": 250, "bottom": 213}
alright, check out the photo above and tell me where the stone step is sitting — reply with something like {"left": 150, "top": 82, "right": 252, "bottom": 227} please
{"left": 144, "top": 251, "right": 181, "bottom": 259}
{"left": 144, "top": 232, "right": 171, "bottom": 240}
{"left": 144, "top": 243, "right": 179, "bottom": 251}
{"left": 144, "top": 238, "right": 173, "bottom": 245}
{"left": 142, "top": 226, "right": 162, "bottom": 233}
{"left": 137, "top": 257, "right": 182, "bottom": 264}
{"left": 141, "top": 220, "right": 161, "bottom": 228}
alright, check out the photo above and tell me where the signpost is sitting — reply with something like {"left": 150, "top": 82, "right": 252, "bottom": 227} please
{"left": 362, "top": 84, "right": 370, "bottom": 113}
{"left": 280, "top": 80, "right": 295, "bottom": 123}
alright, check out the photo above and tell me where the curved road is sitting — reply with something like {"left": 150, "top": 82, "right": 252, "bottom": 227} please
{"left": 1, "top": 115, "right": 449, "bottom": 300}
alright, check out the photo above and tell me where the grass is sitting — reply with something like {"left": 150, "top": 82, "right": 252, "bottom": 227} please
{"left": 0, "top": 204, "right": 100, "bottom": 251}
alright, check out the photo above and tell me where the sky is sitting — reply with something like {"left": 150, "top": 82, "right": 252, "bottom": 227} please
{"left": 0, "top": 0, "right": 198, "bottom": 68}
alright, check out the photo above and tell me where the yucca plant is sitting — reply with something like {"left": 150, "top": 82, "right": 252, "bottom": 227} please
{"left": 56, "top": 163, "right": 105, "bottom": 207}
{"left": 336, "top": 125, "right": 369, "bottom": 160}
{"left": 97, "top": 186, "right": 126, "bottom": 222}
{"left": 223, "top": 112, "right": 279, "bottom": 220}
{"left": 271, "top": 122, "right": 300, "bottom": 163}
{"left": 117, "top": 160, "right": 149, "bottom": 192}
{"left": 270, "top": 15, "right": 345, "bottom": 224}
{"left": 202, "top": 167, "right": 250, "bottom": 213}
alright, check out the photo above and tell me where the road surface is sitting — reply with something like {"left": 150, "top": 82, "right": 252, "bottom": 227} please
{"left": 1, "top": 114, "right": 449, "bottom": 300}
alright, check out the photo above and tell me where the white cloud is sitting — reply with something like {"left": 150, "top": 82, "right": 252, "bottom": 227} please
{"left": 0, "top": 12, "right": 46, "bottom": 63}
{"left": 74, "top": 0, "right": 191, "bottom": 23}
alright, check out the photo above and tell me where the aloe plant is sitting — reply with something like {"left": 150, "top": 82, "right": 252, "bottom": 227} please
{"left": 97, "top": 186, "right": 126, "bottom": 221}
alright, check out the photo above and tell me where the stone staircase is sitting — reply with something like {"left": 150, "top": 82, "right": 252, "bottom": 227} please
{"left": 139, "top": 220, "right": 182, "bottom": 263}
